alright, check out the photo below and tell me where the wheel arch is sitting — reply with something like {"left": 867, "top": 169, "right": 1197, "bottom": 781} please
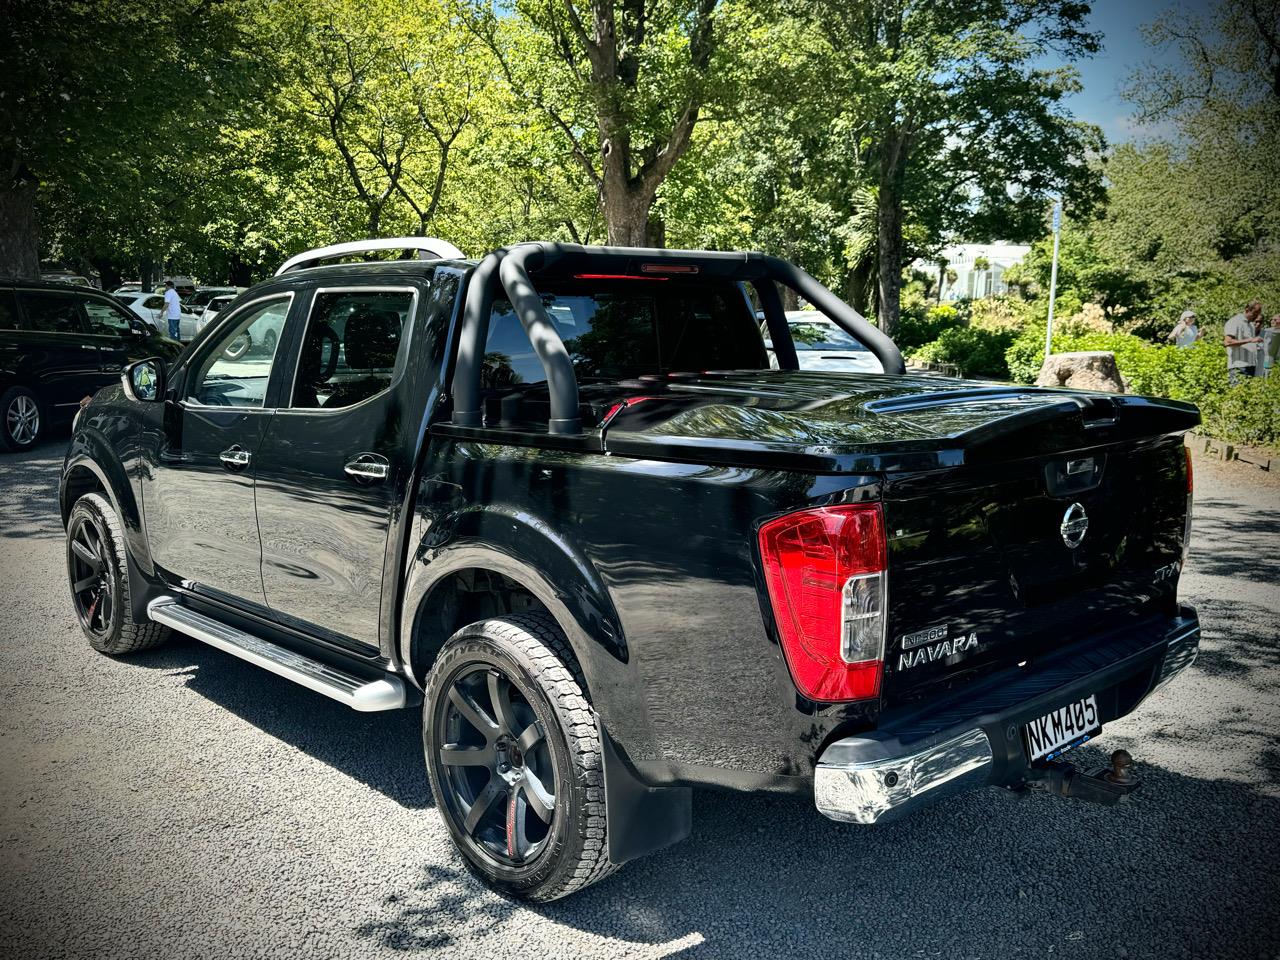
{"left": 399, "top": 506, "right": 657, "bottom": 762}
{"left": 61, "top": 429, "right": 162, "bottom": 621}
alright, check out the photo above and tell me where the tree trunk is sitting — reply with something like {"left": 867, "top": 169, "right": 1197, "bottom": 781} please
{"left": 0, "top": 177, "right": 40, "bottom": 279}
{"left": 781, "top": 285, "right": 800, "bottom": 311}
{"left": 876, "top": 157, "right": 906, "bottom": 338}
{"left": 602, "top": 181, "right": 654, "bottom": 246}
{"left": 846, "top": 259, "right": 873, "bottom": 316}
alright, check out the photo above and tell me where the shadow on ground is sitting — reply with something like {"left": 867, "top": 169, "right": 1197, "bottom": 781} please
{"left": 353, "top": 758, "right": 1279, "bottom": 959}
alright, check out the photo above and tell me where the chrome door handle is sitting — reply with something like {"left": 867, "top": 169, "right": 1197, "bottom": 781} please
{"left": 219, "top": 445, "right": 252, "bottom": 470}
{"left": 344, "top": 454, "right": 390, "bottom": 483}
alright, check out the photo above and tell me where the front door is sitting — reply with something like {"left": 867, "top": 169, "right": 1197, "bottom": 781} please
{"left": 253, "top": 285, "right": 421, "bottom": 652}
{"left": 143, "top": 294, "right": 295, "bottom": 607}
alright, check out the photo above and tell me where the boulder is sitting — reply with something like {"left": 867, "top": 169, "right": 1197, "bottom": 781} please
{"left": 1035, "top": 351, "right": 1125, "bottom": 393}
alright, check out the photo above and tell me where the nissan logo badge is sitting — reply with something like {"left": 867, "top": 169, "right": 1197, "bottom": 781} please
{"left": 1060, "top": 502, "right": 1089, "bottom": 549}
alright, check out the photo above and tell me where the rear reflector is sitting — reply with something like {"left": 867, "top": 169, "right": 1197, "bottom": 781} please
{"left": 757, "top": 504, "right": 887, "bottom": 702}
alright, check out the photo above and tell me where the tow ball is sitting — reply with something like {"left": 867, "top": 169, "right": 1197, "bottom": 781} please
{"left": 1025, "top": 749, "right": 1142, "bottom": 806}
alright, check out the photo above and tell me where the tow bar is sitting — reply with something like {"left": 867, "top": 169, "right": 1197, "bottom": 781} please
{"left": 1026, "top": 749, "right": 1142, "bottom": 806}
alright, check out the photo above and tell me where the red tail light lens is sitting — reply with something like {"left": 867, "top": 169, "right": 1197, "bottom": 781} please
{"left": 1184, "top": 444, "right": 1193, "bottom": 493}
{"left": 758, "top": 504, "right": 887, "bottom": 702}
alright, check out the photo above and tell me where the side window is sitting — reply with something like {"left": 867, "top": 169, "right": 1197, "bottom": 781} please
{"left": 144, "top": 296, "right": 165, "bottom": 311}
{"left": 19, "top": 291, "right": 84, "bottom": 334}
{"left": 188, "top": 297, "right": 291, "bottom": 408}
{"left": 83, "top": 298, "right": 135, "bottom": 336}
{"left": 291, "top": 289, "right": 414, "bottom": 410}
{"left": 0, "top": 291, "right": 18, "bottom": 330}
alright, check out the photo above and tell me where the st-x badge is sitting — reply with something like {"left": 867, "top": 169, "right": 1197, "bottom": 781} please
{"left": 1060, "top": 502, "right": 1089, "bottom": 548}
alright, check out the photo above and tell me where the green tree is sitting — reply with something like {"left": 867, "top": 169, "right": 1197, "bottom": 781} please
{"left": 796, "top": 0, "right": 1105, "bottom": 336}
{"left": 1, "top": 0, "right": 263, "bottom": 278}
{"left": 464, "top": 0, "right": 732, "bottom": 246}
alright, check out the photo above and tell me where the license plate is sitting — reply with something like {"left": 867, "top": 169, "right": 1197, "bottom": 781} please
{"left": 1024, "top": 695, "right": 1100, "bottom": 762}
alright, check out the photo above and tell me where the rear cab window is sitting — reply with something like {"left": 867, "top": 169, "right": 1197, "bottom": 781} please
{"left": 481, "top": 279, "right": 767, "bottom": 389}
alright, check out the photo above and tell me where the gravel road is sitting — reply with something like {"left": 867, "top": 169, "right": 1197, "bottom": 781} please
{"left": 1, "top": 438, "right": 1277, "bottom": 960}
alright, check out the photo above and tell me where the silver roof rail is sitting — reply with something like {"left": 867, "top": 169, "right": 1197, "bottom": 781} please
{"left": 275, "top": 237, "right": 466, "bottom": 276}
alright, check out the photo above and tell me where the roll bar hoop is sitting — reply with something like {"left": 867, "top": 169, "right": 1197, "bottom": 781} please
{"left": 451, "top": 243, "right": 905, "bottom": 436}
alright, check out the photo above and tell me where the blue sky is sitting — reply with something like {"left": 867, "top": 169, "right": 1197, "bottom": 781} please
{"left": 1052, "top": 0, "right": 1217, "bottom": 144}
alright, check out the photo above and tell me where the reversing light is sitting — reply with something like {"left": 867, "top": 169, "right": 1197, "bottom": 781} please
{"left": 757, "top": 504, "right": 887, "bottom": 702}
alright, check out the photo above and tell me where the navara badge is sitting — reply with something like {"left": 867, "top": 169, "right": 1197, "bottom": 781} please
{"left": 1060, "top": 502, "right": 1089, "bottom": 549}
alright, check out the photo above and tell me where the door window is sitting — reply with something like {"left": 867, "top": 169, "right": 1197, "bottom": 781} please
{"left": 83, "top": 298, "right": 136, "bottom": 336}
{"left": 0, "top": 291, "right": 18, "bottom": 330}
{"left": 19, "top": 291, "right": 85, "bottom": 334}
{"left": 187, "top": 297, "right": 291, "bottom": 408}
{"left": 291, "top": 289, "right": 414, "bottom": 409}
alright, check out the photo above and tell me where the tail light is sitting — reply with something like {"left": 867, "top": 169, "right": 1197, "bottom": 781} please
{"left": 1182, "top": 445, "right": 1194, "bottom": 561}
{"left": 757, "top": 504, "right": 887, "bottom": 702}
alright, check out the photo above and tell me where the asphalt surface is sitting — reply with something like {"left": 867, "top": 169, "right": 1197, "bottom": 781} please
{"left": 0, "top": 435, "right": 1277, "bottom": 960}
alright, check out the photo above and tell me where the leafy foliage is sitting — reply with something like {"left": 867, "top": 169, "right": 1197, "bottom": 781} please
{"left": 911, "top": 326, "right": 1015, "bottom": 379}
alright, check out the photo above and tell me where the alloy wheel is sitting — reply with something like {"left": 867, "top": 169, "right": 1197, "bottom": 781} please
{"left": 6, "top": 395, "right": 39, "bottom": 446}
{"left": 435, "top": 664, "right": 557, "bottom": 866}
{"left": 68, "top": 514, "right": 113, "bottom": 637}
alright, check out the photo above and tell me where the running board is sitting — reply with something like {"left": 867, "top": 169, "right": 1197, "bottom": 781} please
{"left": 146, "top": 597, "right": 407, "bottom": 711}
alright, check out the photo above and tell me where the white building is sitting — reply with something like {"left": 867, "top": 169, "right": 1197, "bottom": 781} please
{"left": 917, "top": 242, "right": 1031, "bottom": 301}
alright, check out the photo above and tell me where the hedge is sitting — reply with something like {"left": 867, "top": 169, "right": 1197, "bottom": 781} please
{"left": 1004, "top": 326, "right": 1279, "bottom": 447}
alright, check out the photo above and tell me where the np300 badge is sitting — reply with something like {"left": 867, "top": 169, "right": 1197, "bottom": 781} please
{"left": 1060, "top": 502, "right": 1089, "bottom": 548}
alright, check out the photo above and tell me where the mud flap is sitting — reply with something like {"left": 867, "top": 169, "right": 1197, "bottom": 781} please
{"left": 600, "top": 724, "right": 692, "bottom": 866}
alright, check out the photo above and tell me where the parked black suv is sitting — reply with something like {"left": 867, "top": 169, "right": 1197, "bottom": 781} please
{"left": 0, "top": 280, "right": 182, "bottom": 451}
{"left": 59, "top": 239, "right": 1200, "bottom": 901}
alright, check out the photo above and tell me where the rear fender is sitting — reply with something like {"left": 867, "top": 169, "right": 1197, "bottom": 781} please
{"left": 400, "top": 502, "right": 659, "bottom": 757}
{"left": 399, "top": 507, "right": 690, "bottom": 865}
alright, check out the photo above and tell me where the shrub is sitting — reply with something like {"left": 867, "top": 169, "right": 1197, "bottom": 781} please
{"left": 1203, "top": 374, "right": 1280, "bottom": 446}
{"left": 912, "top": 327, "right": 1015, "bottom": 379}
{"left": 967, "top": 296, "right": 1031, "bottom": 332}
{"left": 894, "top": 303, "right": 964, "bottom": 353}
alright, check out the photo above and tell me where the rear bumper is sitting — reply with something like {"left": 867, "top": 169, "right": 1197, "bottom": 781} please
{"left": 814, "top": 608, "right": 1200, "bottom": 824}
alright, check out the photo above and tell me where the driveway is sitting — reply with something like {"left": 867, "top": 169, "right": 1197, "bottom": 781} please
{"left": 0, "top": 439, "right": 1276, "bottom": 959}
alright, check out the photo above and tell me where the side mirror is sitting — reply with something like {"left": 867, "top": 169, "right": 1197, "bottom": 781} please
{"left": 123, "top": 358, "right": 166, "bottom": 402}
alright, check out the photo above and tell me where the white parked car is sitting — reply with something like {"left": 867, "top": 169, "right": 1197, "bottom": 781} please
{"left": 115, "top": 292, "right": 200, "bottom": 341}
{"left": 195, "top": 293, "right": 239, "bottom": 334}
{"left": 188, "top": 285, "right": 246, "bottom": 316}
{"left": 770, "top": 310, "right": 884, "bottom": 374}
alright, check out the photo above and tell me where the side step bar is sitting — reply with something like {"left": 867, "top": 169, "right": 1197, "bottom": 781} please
{"left": 147, "top": 597, "right": 407, "bottom": 712}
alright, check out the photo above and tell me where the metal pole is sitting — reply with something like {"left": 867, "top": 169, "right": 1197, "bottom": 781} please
{"left": 1044, "top": 199, "right": 1062, "bottom": 360}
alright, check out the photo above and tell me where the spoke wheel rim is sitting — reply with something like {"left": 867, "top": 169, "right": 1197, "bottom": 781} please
{"left": 68, "top": 514, "right": 113, "bottom": 637}
{"left": 434, "top": 662, "right": 558, "bottom": 868}
{"left": 7, "top": 395, "right": 39, "bottom": 446}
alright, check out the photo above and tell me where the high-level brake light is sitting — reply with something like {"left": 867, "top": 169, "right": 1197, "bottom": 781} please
{"left": 757, "top": 504, "right": 887, "bottom": 702}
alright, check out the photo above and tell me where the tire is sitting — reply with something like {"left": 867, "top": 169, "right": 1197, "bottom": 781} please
{"left": 66, "top": 492, "right": 170, "bottom": 655}
{"left": 423, "top": 613, "right": 616, "bottom": 902}
{"left": 0, "top": 386, "right": 42, "bottom": 452}
{"left": 262, "top": 328, "right": 278, "bottom": 355}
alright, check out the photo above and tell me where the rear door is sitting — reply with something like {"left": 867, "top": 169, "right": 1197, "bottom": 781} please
{"left": 253, "top": 283, "right": 425, "bottom": 652}
{"left": 14, "top": 288, "right": 102, "bottom": 416}
{"left": 143, "top": 293, "right": 295, "bottom": 607}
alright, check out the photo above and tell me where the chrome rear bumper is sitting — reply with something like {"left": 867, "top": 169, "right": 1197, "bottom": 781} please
{"left": 814, "top": 614, "right": 1201, "bottom": 825}
{"left": 815, "top": 727, "right": 992, "bottom": 824}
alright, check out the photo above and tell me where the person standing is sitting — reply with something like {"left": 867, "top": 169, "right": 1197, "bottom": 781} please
{"left": 1168, "top": 309, "right": 1201, "bottom": 347}
{"left": 162, "top": 280, "right": 182, "bottom": 340}
{"left": 1224, "top": 301, "right": 1264, "bottom": 384}
{"left": 1264, "top": 315, "right": 1280, "bottom": 378}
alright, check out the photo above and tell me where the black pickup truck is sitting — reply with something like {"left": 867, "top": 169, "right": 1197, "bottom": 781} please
{"left": 60, "top": 239, "right": 1200, "bottom": 901}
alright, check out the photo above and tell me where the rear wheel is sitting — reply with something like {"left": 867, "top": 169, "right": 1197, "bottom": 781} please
{"left": 423, "top": 614, "right": 615, "bottom": 901}
{"left": 0, "top": 386, "right": 42, "bottom": 452}
{"left": 66, "top": 492, "right": 169, "bottom": 655}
